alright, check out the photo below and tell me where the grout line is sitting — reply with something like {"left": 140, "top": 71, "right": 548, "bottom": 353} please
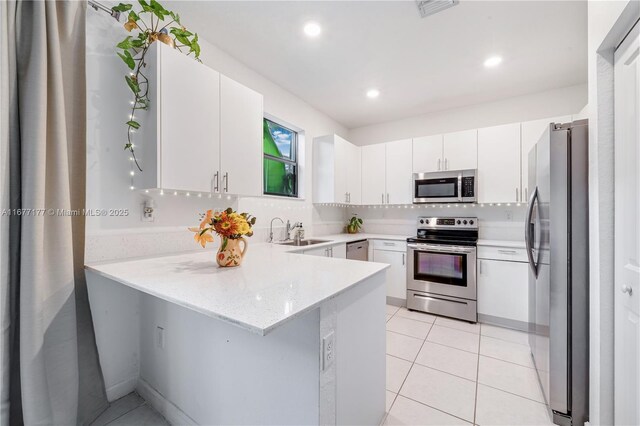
{"left": 411, "top": 359, "right": 478, "bottom": 383}
{"left": 478, "top": 353, "right": 536, "bottom": 370}
{"left": 476, "top": 382, "right": 547, "bottom": 406}
{"left": 473, "top": 333, "right": 481, "bottom": 425}
{"left": 431, "top": 322, "right": 481, "bottom": 337}
{"left": 395, "top": 394, "right": 475, "bottom": 425}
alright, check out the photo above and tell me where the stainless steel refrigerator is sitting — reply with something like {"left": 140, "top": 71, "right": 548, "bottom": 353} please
{"left": 525, "top": 119, "right": 589, "bottom": 426}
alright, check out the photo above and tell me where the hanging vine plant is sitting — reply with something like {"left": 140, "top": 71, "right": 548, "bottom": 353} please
{"left": 112, "top": 0, "right": 201, "bottom": 171}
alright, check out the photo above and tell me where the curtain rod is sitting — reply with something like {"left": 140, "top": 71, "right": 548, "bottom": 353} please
{"left": 88, "top": 0, "right": 121, "bottom": 21}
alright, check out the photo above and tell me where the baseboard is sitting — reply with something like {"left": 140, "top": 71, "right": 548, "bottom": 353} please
{"left": 478, "top": 313, "right": 529, "bottom": 332}
{"left": 105, "top": 376, "right": 138, "bottom": 402}
{"left": 136, "top": 377, "right": 197, "bottom": 425}
{"left": 386, "top": 296, "right": 406, "bottom": 307}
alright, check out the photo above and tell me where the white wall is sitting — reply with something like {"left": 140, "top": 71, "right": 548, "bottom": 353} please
{"left": 85, "top": 7, "right": 348, "bottom": 259}
{"left": 347, "top": 84, "right": 587, "bottom": 146}
{"left": 586, "top": 1, "right": 637, "bottom": 424}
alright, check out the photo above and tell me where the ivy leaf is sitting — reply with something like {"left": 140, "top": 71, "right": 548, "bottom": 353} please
{"left": 169, "top": 28, "right": 190, "bottom": 46}
{"left": 126, "top": 120, "right": 140, "bottom": 129}
{"left": 117, "top": 36, "right": 133, "bottom": 50}
{"left": 169, "top": 11, "right": 181, "bottom": 25}
{"left": 138, "top": 0, "right": 151, "bottom": 11}
{"left": 149, "top": 0, "right": 168, "bottom": 20}
{"left": 112, "top": 3, "right": 132, "bottom": 12}
{"left": 189, "top": 33, "right": 200, "bottom": 57}
{"left": 124, "top": 143, "right": 133, "bottom": 150}
{"left": 128, "top": 10, "right": 139, "bottom": 21}
{"left": 130, "top": 38, "right": 145, "bottom": 48}
{"left": 125, "top": 75, "right": 140, "bottom": 94}
{"left": 118, "top": 50, "right": 135, "bottom": 70}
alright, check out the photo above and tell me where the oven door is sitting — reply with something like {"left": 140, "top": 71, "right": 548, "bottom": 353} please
{"left": 407, "top": 243, "right": 477, "bottom": 300}
{"left": 413, "top": 172, "right": 462, "bottom": 203}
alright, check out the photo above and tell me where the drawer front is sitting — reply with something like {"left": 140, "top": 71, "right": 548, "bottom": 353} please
{"left": 477, "top": 246, "right": 527, "bottom": 262}
{"left": 371, "top": 239, "right": 407, "bottom": 252}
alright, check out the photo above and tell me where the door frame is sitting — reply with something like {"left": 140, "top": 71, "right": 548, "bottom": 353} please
{"left": 591, "top": 2, "right": 640, "bottom": 424}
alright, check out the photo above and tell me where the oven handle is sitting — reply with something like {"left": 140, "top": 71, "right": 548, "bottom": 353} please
{"left": 407, "top": 243, "right": 476, "bottom": 254}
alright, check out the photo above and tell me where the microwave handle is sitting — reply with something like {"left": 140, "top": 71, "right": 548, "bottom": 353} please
{"left": 458, "top": 173, "right": 463, "bottom": 201}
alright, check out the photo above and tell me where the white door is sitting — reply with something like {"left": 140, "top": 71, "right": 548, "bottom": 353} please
{"left": 443, "top": 129, "right": 477, "bottom": 171}
{"left": 412, "top": 135, "right": 443, "bottom": 173}
{"left": 520, "top": 116, "right": 571, "bottom": 201}
{"left": 220, "top": 75, "right": 263, "bottom": 196}
{"left": 361, "top": 144, "right": 386, "bottom": 205}
{"left": 159, "top": 43, "right": 220, "bottom": 193}
{"left": 333, "top": 136, "right": 349, "bottom": 203}
{"left": 372, "top": 249, "right": 406, "bottom": 300}
{"left": 614, "top": 23, "right": 640, "bottom": 426}
{"left": 346, "top": 142, "right": 362, "bottom": 205}
{"left": 385, "top": 139, "right": 413, "bottom": 204}
{"left": 477, "top": 259, "right": 528, "bottom": 323}
{"left": 477, "top": 123, "right": 521, "bottom": 203}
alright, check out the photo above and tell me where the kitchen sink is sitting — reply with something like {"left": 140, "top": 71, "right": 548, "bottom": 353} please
{"left": 278, "top": 239, "right": 331, "bottom": 247}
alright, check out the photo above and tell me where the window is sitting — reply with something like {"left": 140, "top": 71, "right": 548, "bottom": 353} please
{"left": 263, "top": 118, "right": 298, "bottom": 197}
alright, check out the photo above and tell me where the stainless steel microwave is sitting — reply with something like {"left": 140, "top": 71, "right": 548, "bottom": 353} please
{"left": 413, "top": 169, "right": 477, "bottom": 203}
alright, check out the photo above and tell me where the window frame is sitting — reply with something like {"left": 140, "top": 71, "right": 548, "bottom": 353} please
{"left": 263, "top": 118, "right": 299, "bottom": 198}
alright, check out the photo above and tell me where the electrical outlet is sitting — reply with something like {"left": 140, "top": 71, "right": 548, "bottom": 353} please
{"left": 142, "top": 199, "right": 155, "bottom": 222}
{"left": 322, "top": 331, "right": 335, "bottom": 371}
{"left": 156, "top": 326, "right": 165, "bottom": 349}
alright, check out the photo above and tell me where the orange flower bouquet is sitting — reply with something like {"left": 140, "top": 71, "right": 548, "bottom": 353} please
{"left": 189, "top": 208, "right": 256, "bottom": 267}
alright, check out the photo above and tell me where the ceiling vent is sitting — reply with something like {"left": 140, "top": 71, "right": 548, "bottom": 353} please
{"left": 416, "top": 0, "right": 459, "bottom": 18}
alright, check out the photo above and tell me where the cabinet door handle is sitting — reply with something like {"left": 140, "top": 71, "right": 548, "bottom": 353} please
{"left": 386, "top": 193, "right": 389, "bottom": 204}
{"left": 525, "top": 187, "right": 528, "bottom": 200}
{"left": 516, "top": 187, "right": 519, "bottom": 202}
{"left": 498, "top": 249, "right": 518, "bottom": 254}
{"left": 402, "top": 253, "right": 405, "bottom": 265}
{"left": 224, "top": 172, "right": 229, "bottom": 193}
{"left": 348, "top": 192, "right": 351, "bottom": 203}
{"left": 382, "top": 193, "right": 384, "bottom": 204}
{"left": 444, "top": 158, "right": 448, "bottom": 170}
{"left": 437, "top": 158, "right": 441, "bottom": 171}
{"left": 479, "top": 260, "right": 483, "bottom": 275}
{"left": 213, "top": 171, "right": 219, "bottom": 192}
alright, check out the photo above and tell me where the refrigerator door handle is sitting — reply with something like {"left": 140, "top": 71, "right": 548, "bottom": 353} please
{"left": 525, "top": 186, "right": 539, "bottom": 277}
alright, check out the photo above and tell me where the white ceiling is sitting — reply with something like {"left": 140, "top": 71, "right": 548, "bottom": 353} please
{"left": 169, "top": 1, "right": 587, "bottom": 129}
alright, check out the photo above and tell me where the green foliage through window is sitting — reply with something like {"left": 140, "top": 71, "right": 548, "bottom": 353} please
{"left": 263, "top": 118, "right": 298, "bottom": 197}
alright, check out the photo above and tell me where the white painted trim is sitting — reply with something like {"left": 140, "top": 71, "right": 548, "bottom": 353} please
{"left": 105, "top": 375, "right": 139, "bottom": 402}
{"left": 136, "top": 378, "right": 198, "bottom": 426}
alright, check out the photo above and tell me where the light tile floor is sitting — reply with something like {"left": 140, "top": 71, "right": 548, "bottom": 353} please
{"left": 383, "top": 305, "right": 555, "bottom": 426}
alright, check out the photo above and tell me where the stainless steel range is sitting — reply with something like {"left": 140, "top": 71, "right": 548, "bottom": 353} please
{"left": 406, "top": 217, "right": 478, "bottom": 322}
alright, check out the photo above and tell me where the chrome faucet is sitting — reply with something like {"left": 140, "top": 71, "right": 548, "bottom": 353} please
{"left": 269, "top": 217, "right": 284, "bottom": 243}
{"left": 286, "top": 220, "right": 301, "bottom": 241}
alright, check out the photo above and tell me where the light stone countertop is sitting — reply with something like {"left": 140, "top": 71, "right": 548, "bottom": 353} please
{"left": 85, "top": 234, "right": 400, "bottom": 336}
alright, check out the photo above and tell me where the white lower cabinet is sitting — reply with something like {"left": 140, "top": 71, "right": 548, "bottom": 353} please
{"left": 477, "top": 254, "right": 529, "bottom": 324}
{"left": 303, "top": 243, "right": 346, "bottom": 258}
{"left": 371, "top": 240, "right": 407, "bottom": 301}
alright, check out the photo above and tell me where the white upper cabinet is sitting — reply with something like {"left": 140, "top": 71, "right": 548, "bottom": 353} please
{"left": 346, "top": 141, "right": 362, "bottom": 204}
{"left": 361, "top": 144, "right": 386, "bottom": 205}
{"left": 136, "top": 43, "right": 263, "bottom": 196}
{"left": 412, "top": 135, "right": 443, "bottom": 173}
{"left": 385, "top": 139, "right": 413, "bottom": 204}
{"left": 443, "top": 129, "right": 477, "bottom": 171}
{"left": 520, "top": 116, "right": 571, "bottom": 201}
{"left": 313, "top": 134, "right": 361, "bottom": 204}
{"left": 158, "top": 43, "right": 220, "bottom": 193}
{"left": 477, "top": 123, "right": 521, "bottom": 203}
{"left": 220, "top": 75, "right": 263, "bottom": 197}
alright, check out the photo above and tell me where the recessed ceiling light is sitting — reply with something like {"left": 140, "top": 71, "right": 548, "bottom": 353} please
{"left": 303, "top": 22, "right": 322, "bottom": 38}
{"left": 484, "top": 56, "right": 503, "bottom": 68}
{"left": 366, "top": 89, "right": 380, "bottom": 99}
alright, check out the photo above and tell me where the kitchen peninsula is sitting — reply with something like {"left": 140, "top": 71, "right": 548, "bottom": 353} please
{"left": 86, "top": 242, "right": 388, "bottom": 425}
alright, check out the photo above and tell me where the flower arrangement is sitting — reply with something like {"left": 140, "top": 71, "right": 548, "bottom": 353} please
{"left": 189, "top": 208, "right": 257, "bottom": 267}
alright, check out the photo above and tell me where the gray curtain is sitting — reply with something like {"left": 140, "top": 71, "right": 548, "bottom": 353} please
{"left": 1, "top": 1, "right": 108, "bottom": 425}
